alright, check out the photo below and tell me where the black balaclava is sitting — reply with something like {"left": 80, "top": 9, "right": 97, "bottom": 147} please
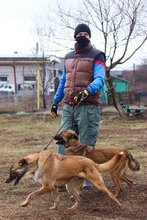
{"left": 74, "top": 23, "right": 91, "bottom": 49}
{"left": 75, "top": 36, "right": 90, "bottom": 49}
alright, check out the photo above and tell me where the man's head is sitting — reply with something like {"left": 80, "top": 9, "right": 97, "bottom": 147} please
{"left": 74, "top": 23, "right": 91, "bottom": 39}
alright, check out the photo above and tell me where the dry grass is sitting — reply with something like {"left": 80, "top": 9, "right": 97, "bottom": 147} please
{"left": 0, "top": 112, "right": 147, "bottom": 220}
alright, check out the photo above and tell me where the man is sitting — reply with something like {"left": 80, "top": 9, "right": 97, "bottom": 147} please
{"left": 51, "top": 23, "right": 105, "bottom": 157}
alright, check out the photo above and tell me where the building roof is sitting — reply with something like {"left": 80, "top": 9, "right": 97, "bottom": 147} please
{"left": 0, "top": 54, "right": 60, "bottom": 66}
{"left": 110, "top": 70, "right": 123, "bottom": 76}
{"left": 111, "top": 74, "right": 129, "bottom": 83}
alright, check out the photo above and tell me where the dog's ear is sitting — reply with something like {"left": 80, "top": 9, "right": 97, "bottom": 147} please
{"left": 19, "top": 159, "right": 29, "bottom": 166}
{"left": 67, "top": 133, "right": 78, "bottom": 140}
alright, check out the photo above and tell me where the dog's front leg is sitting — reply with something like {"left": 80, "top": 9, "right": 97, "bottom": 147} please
{"left": 50, "top": 187, "right": 59, "bottom": 210}
{"left": 21, "top": 186, "right": 50, "bottom": 207}
{"left": 121, "top": 174, "right": 133, "bottom": 195}
{"left": 110, "top": 174, "right": 122, "bottom": 198}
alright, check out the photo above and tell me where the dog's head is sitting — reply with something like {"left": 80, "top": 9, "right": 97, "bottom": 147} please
{"left": 54, "top": 130, "right": 79, "bottom": 147}
{"left": 6, "top": 153, "right": 39, "bottom": 185}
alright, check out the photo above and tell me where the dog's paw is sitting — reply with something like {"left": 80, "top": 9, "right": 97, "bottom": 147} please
{"left": 67, "top": 202, "right": 78, "bottom": 210}
{"left": 21, "top": 201, "right": 28, "bottom": 207}
{"left": 118, "top": 202, "right": 123, "bottom": 209}
{"left": 49, "top": 206, "right": 57, "bottom": 210}
{"left": 120, "top": 204, "right": 123, "bottom": 209}
{"left": 67, "top": 206, "right": 76, "bottom": 211}
{"left": 69, "top": 195, "right": 74, "bottom": 198}
{"left": 67, "top": 207, "right": 72, "bottom": 211}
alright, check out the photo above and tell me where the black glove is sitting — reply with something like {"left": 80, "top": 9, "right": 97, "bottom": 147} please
{"left": 74, "top": 90, "right": 89, "bottom": 103}
{"left": 51, "top": 104, "right": 58, "bottom": 118}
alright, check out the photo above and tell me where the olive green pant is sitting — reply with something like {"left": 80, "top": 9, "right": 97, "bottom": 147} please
{"left": 58, "top": 104, "right": 100, "bottom": 155}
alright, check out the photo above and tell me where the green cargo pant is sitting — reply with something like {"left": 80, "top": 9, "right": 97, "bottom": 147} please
{"left": 58, "top": 104, "right": 100, "bottom": 155}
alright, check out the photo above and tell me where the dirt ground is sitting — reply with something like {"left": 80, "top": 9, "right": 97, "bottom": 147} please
{"left": 0, "top": 112, "right": 147, "bottom": 220}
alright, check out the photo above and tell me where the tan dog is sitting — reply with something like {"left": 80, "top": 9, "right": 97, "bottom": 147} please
{"left": 6, "top": 150, "right": 123, "bottom": 210}
{"left": 54, "top": 129, "right": 140, "bottom": 197}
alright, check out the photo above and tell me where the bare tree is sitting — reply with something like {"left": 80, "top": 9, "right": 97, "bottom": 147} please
{"left": 54, "top": 0, "right": 147, "bottom": 117}
{"left": 122, "top": 58, "right": 147, "bottom": 92}
{"left": 33, "top": 24, "right": 57, "bottom": 109}
{"left": 39, "top": 55, "right": 48, "bottom": 109}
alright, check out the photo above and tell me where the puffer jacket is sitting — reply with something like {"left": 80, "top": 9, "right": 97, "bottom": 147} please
{"left": 64, "top": 44, "right": 105, "bottom": 105}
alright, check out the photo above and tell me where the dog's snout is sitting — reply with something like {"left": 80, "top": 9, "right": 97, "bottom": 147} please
{"left": 5, "top": 178, "right": 11, "bottom": 183}
{"left": 54, "top": 134, "right": 65, "bottom": 145}
{"left": 54, "top": 135, "right": 61, "bottom": 140}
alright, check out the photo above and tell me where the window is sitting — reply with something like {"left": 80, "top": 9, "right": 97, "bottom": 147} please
{"left": 24, "top": 76, "right": 36, "bottom": 81}
{"left": 54, "top": 69, "right": 56, "bottom": 77}
{"left": 0, "top": 76, "right": 8, "bottom": 82}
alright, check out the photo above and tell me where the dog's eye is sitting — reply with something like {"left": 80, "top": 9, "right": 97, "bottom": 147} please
{"left": 18, "top": 159, "right": 28, "bottom": 166}
{"left": 19, "top": 162, "right": 23, "bottom": 166}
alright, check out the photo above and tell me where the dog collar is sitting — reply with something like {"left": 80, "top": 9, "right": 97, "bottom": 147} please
{"left": 66, "top": 145, "right": 72, "bottom": 148}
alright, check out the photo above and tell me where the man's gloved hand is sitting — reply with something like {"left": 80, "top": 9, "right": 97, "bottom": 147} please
{"left": 74, "top": 90, "right": 89, "bottom": 103}
{"left": 51, "top": 104, "right": 58, "bottom": 118}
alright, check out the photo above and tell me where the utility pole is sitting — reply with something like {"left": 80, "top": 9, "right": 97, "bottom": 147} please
{"left": 13, "top": 57, "right": 19, "bottom": 94}
{"left": 133, "top": 63, "right": 135, "bottom": 86}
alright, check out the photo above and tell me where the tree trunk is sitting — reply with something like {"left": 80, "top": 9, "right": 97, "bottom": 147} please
{"left": 105, "top": 70, "right": 126, "bottom": 118}
{"left": 42, "top": 90, "right": 46, "bottom": 109}
{"left": 42, "top": 59, "right": 47, "bottom": 109}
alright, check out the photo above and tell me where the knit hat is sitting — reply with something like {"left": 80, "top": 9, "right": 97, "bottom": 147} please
{"left": 74, "top": 23, "right": 91, "bottom": 38}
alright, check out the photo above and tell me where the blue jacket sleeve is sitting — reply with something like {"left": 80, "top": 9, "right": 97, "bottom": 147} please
{"left": 87, "top": 53, "right": 105, "bottom": 94}
{"left": 53, "top": 65, "right": 66, "bottom": 104}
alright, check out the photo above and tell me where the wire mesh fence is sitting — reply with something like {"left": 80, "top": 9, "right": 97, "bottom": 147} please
{"left": 0, "top": 92, "right": 55, "bottom": 112}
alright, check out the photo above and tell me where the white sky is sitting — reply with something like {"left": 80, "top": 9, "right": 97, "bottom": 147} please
{"left": 0, "top": 0, "right": 51, "bottom": 55}
{"left": 0, "top": 0, "right": 146, "bottom": 70}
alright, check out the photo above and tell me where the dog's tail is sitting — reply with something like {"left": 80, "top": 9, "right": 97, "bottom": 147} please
{"left": 94, "top": 151, "right": 127, "bottom": 172}
{"left": 127, "top": 152, "right": 140, "bottom": 171}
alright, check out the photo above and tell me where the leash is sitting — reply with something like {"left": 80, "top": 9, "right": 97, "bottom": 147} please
{"left": 71, "top": 100, "right": 76, "bottom": 130}
{"left": 43, "top": 96, "right": 83, "bottom": 151}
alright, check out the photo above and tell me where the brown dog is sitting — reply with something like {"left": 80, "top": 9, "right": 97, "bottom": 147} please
{"left": 5, "top": 151, "right": 123, "bottom": 210}
{"left": 54, "top": 129, "right": 140, "bottom": 197}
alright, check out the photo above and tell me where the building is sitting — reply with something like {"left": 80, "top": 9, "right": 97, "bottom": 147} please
{"left": 0, "top": 54, "right": 61, "bottom": 95}
{"left": 101, "top": 74, "right": 129, "bottom": 104}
